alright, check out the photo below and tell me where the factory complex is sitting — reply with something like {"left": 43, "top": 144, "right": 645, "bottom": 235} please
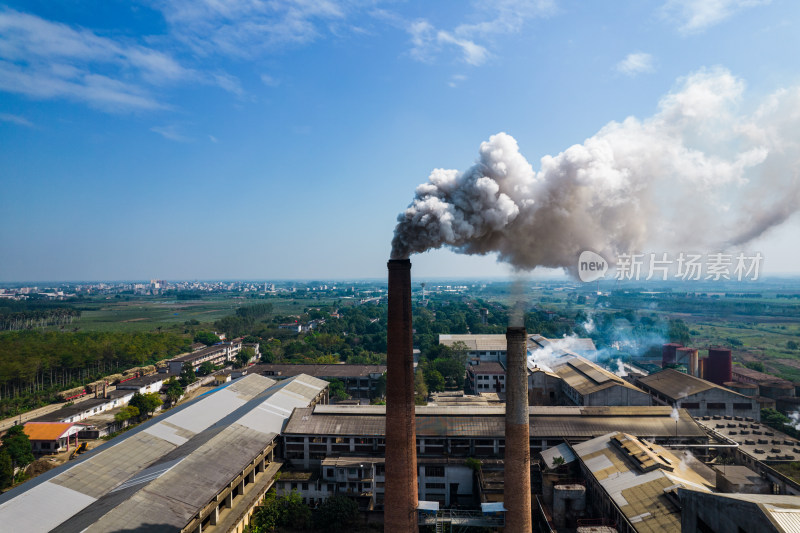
{"left": 2, "top": 262, "right": 800, "bottom": 532}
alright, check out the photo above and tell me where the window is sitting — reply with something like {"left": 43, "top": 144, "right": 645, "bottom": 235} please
{"left": 291, "top": 483, "right": 298, "bottom": 490}
{"left": 425, "top": 466, "right": 445, "bottom": 477}
{"left": 326, "top": 468, "right": 334, "bottom": 477}
{"left": 733, "top": 403, "right": 752, "bottom": 410}
{"left": 327, "top": 484, "right": 335, "bottom": 491}
{"left": 425, "top": 483, "right": 446, "bottom": 489}
{"left": 302, "top": 483, "right": 309, "bottom": 490}
{"left": 681, "top": 402, "right": 700, "bottom": 409}
{"left": 707, "top": 403, "right": 726, "bottom": 410}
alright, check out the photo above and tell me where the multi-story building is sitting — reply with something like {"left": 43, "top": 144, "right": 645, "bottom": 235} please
{"left": 165, "top": 339, "right": 243, "bottom": 374}
{"left": 279, "top": 404, "right": 709, "bottom": 510}
{"left": 466, "top": 362, "right": 506, "bottom": 394}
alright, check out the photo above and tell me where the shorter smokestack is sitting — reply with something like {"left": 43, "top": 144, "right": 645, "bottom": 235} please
{"left": 505, "top": 326, "right": 532, "bottom": 533}
{"left": 662, "top": 343, "right": 682, "bottom": 368}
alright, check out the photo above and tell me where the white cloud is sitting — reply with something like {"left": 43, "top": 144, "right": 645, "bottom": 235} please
{"left": 662, "top": 0, "right": 771, "bottom": 34}
{"left": 153, "top": 0, "right": 350, "bottom": 57}
{"left": 151, "top": 125, "right": 193, "bottom": 142}
{"left": 0, "top": 8, "right": 186, "bottom": 111}
{"left": 260, "top": 74, "right": 280, "bottom": 87}
{"left": 209, "top": 134, "right": 218, "bottom": 143}
{"left": 0, "top": 112, "right": 33, "bottom": 127}
{"left": 616, "top": 52, "right": 655, "bottom": 76}
{"left": 404, "top": 1, "right": 554, "bottom": 66}
{"left": 448, "top": 74, "right": 467, "bottom": 88}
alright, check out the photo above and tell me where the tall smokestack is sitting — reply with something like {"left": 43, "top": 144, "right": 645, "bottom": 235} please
{"left": 385, "top": 259, "right": 418, "bottom": 533}
{"left": 505, "top": 326, "right": 532, "bottom": 532}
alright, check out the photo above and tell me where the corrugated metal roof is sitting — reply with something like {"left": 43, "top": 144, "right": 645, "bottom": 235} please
{"left": 553, "top": 355, "right": 646, "bottom": 396}
{"left": 0, "top": 373, "right": 327, "bottom": 533}
{"left": 637, "top": 368, "right": 751, "bottom": 401}
{"left": 285, "top": 405, "right": 706, "bottom": 439}
{"left": 571, "top": 432, "right": 713, "bottom": 533}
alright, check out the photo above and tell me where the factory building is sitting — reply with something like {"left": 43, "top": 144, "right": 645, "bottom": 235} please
{"left": 240, "top": 363, "right": 386, "bottom": 400}
{"left": 541, "top": 432, "right": 714, "bottom": 532}
{"left": 679, "top": 490, "right": 800, "bottom": 533}
{"left": 279, "top": 404, "right": 708, "bottom": 510}
{"left": 0, "top": 373, "right": 327, "bottom": 533}
{"left": 440, "top": 333, "right": 596, "bottom": 367}
{"left": 465, "top": 361, "right": 506, "bottom": 394}
{"left": 636, "top": 368, "right": 761, "bottom": 420}
{"left": 439, "top": 334, "right": 509, "bottom": 365}
{"left": 550, "top": 356, "right": 651, "bottom": 406}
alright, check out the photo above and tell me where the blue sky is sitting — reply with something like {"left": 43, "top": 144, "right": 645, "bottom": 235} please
{"left": 2, "top": 0, "right": 800, "bottom": 281}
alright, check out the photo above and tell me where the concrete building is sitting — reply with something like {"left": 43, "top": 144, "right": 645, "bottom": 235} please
{"left": 440, "top": 333, "right": 597, "bottom": 367}
{"left": 551, "top": 356, "right": 651, "bottom": 407}
{"left": 637, "top": 368, "right": 761, "bottom": 420}
{"left": 165, "top": 339, "right": 243, "bottom": 374}
{"left": 279, "top": 404, "right": 709, "bottom": 513}
{"left": 543, "top": 432, "right": 714, "bottom": 532}
{"left": 695, "top": 416, "right": 800, "bottom": 495}
{"left": 466, "top": 362, "right": 506, "bottom": 394}
{"left": 30, "top": 389, "right": 136, "bottom": 424}
{"left": 0, "top": 373, "right": 327, "bottom": 533}
{"left": 679, "top": 490, "right": 800, "bottom": 533}
{"left": 527, "top": 367, "right": 561, "bottom": 405}
{"left": 439, "top": 334, "right": 509, "bottom": 365}
{"left": 115, "top": 373, "right": 170, "bottom": 395}
{"left": 241, "top": 364, "right": 386, "bottom": 400}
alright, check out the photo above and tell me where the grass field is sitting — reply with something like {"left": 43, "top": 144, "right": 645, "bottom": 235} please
{"left": 42, "top": 295, "right": 349, "bottom": 333}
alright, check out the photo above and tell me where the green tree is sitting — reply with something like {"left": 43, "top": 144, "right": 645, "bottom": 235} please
{"left": 129, "top": 392, "right": 162, "bottom": 417}
{"left": 0, "top": 449, "right": 13, "bottom": 489}
{"left": 250, "top": 489, "right": 310, "bottom": 532}
{"left": 424, "top": 369, "right": 445, "bottom": 392}
{"left": 193, "top": 331, "right": 221, "bottom": 346}
{"left": 197, "top": 361, "right": 216, "bottom": 377}
{"left": 745, "top": 361, "right": 765, "bottom": 373}
{"left": 788, "top": 341, "right": 799, "bottom": 350}
{"left": 313, "top": 495, "right": 359, "bottom": 532}
{"left": 667, "top": 319, "right": 691, "bottom": 346}
{"left": 234, "top": 347, "right": 255, "bottom": 368}
{"left": 179, "top": 362, "right": 197, "bottom": 387}
{"left": 328, "top": 379, "right": 349, "bottom": 402}
{"left": 414, "top": 368, "right": 428, "bottom": 399}
{"left": 165, "top": 378, "right": 184, "bottom": 405}
{"left": 114, "top": 405, "right": 139, "bottom": 423}
{"left": 1, "top": 425, "right": 34, "bottom": 470}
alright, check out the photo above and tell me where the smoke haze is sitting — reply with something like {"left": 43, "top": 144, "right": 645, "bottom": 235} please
{"left": 391, "top": 68, "right": 800, "bottom": 274}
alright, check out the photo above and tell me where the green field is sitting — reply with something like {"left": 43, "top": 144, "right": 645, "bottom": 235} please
{"left": 40, "top": 295, "right": 349, "bottom": 334}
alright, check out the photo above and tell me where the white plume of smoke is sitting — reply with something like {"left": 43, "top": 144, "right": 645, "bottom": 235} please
{"left": 527, "top": 334, "right": 591, "bottom": 372}
{"left": 391, "top": 67, "right": 800, "bottom": 273}
{"left": 671, "top": 406, "right": 681, "bottom": 422}
{"left": 615, "top": 359, "right": 628, "bottom": 377}
{"left": 789, "top": 411, "right": 800, "bottom": 430}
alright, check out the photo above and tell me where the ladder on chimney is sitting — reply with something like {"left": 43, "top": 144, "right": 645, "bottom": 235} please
{"left": 435, "top": 520, "right": 444, "bottom": 533}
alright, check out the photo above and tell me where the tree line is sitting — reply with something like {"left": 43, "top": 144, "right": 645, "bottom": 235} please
{"left": 0, "top": 330, "right": 189, "bottom": 417}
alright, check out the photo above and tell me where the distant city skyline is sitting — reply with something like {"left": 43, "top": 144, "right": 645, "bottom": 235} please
{"left": 2, "top": 1, "right": 800, "bottom": 281}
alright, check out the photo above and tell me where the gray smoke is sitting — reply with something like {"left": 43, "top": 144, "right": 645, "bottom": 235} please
{"left": 391, "top": 68, "right": 800, "bottom": 273}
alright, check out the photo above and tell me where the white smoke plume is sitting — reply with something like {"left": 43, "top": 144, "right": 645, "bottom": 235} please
{"left": 391, "top": 67, "right": 800, "bottom": 274}
{"left": 615, "top": 359, "right": 628, "bottom": 377}
{"left": 671, "top": 406, "right": 681, "bottom": 422}
{"left": 789, "top": 411, "right": 800, "bottom": 431}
